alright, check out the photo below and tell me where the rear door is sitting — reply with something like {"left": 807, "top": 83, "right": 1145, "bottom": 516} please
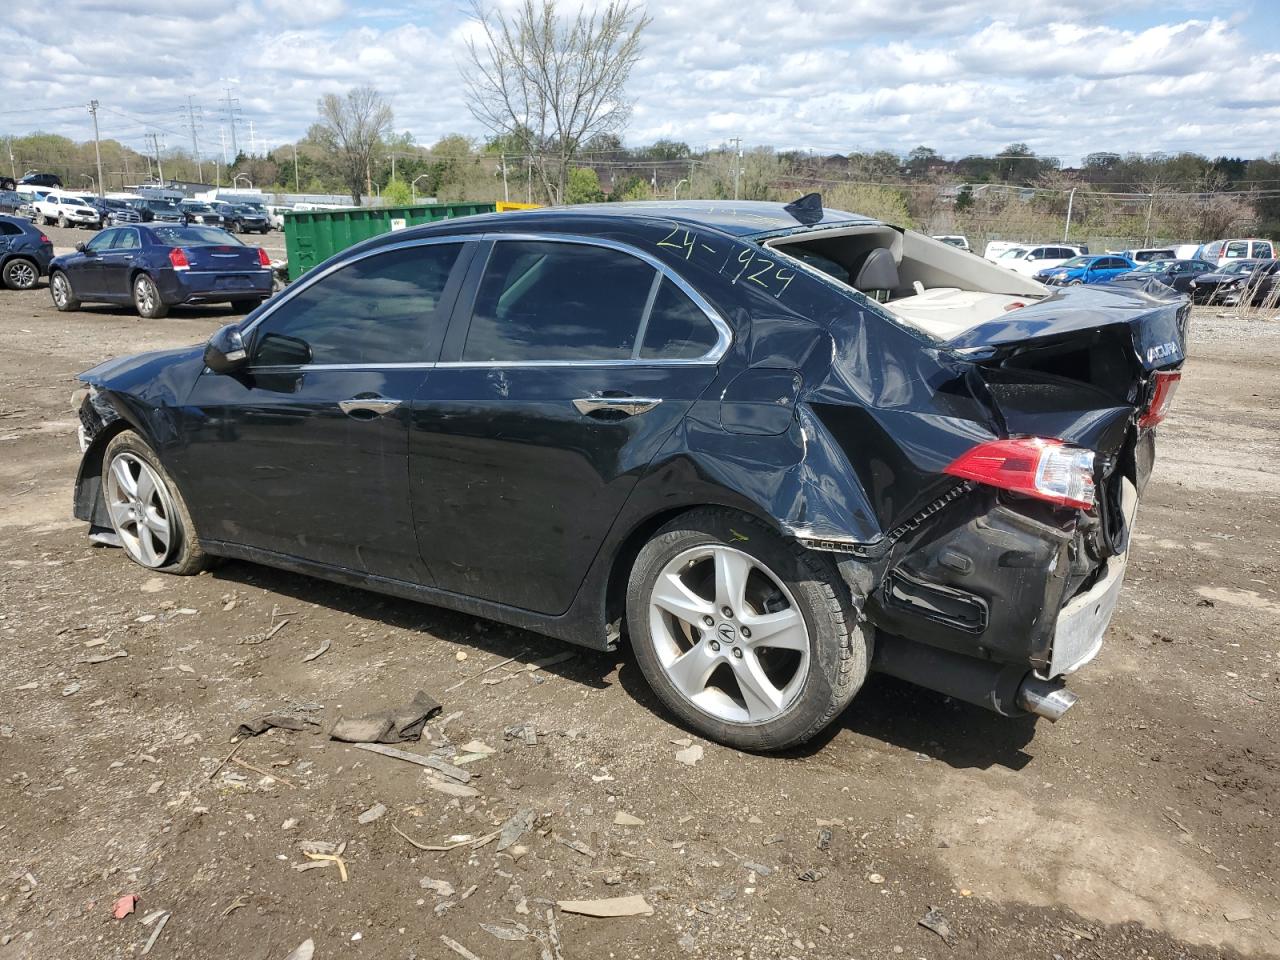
{"left": 100, "top": 227, "right": 141, "bottom": 298}
{"left": 409, "top": 236, "right": 728, "bottom": 615}
{"left": 178, "top": 239, "right": 471, "bottom": 579}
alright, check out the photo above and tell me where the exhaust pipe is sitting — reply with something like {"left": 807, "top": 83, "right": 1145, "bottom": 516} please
{"left": 871, "top": 632, "right": 1079, "bottom": 720}
{"left": 1015, "top": 676, "right": 1077, "bottom": 722}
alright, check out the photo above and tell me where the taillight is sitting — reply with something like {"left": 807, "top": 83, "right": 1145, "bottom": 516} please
{"left": 257, "top": 247, "right": 271, "bottom": 267}
{"left": 39, "top": 234, "right": 50, "bottom": 244}
{"left": 945, "top": 437, "right": 1095, "bottom": 510}
{"left": 168, "top": 247, "right": 190, "bottom": 270}
{"left": 1138, "top": 370, "right": 1180, "bottom": 429}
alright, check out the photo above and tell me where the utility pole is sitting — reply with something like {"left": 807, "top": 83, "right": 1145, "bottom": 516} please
{"left": 219, "top": 88, "right": 241, "bottom": 160}
{"left": 88, "top": 100, "right": 105, "bottom": 197}
{"left": 219, "top": 126, "right": 229, "bottom": 166}
{"left": 731, "top": 137, "right": 742, "bottom": 201}
{"left": 501, "top": 155, "right": 509, "bottom": 202}
{"left": 1063, "top": 187, "right": 1076, "bottom": 242}
{"left": 7, "top": 135, "right": 18, "bottom": 181}
{"left": 148, "top": 133, "right": 164, "bottom": 184}
{"left": 248, "top": 120, "right": 257, "bottom": 157}
{"left": 292, "top": 143, "right": 300, "bottom": 193}
{"left": 182, "top": 96, "right": 204, "bottom": 182}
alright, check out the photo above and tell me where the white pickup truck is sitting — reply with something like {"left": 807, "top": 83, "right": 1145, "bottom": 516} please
{"left": 32, "top": 192, "right": 102, "bottom": 229}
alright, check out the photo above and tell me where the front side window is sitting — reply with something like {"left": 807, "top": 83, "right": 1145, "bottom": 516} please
{"left": 85, "top": 230, "right": 116, "bottom": 252}
{"left": 252, "top": 243, "right": 462, "bottom": 367}
{"left": 462, "top": 241, "right": 655, "bottom": 362}
{"left": 111, "top": 229, "right": 140, "bottom": 250}
{"left": 1225, "top": 241, "right": 1249, "bottom": 259}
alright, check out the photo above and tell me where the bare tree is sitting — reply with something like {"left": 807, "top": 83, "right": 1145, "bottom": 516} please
{"left": 315, "top": 86, "right": 393, "bottom": 206}
{"left": 463, "top": 0, "right": 650, "bottom": 204}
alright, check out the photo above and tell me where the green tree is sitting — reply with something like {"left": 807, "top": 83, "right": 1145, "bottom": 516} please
{"left": 383, "top": 178, "right": 413, "bottom": 205}
{"left": 565, "top": 166, "right": 605, "bottom": 204}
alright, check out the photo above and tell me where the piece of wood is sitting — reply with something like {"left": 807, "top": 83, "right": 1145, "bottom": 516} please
{"left": 445, "top": 652, "right": 524, "bottom": 692}
{"left": 208, "top": 738, "right": 246, "bottom": 780}
{"left": 352, "top": 742, "right": 471, "bottom": 783}
{"left": 391, "top": 824, "right": 501, "bottom": 852}
{"left": 439, "top": 935, "right": 482, "bottom": 960}
{"left": 231, "top": 757, "right": 295, "bottom": 787}
{"left": 556, "top": 895, "right": 653, "bottom": 918}
{"left": 140, "top": 912, "right": 170, "bottom": 955}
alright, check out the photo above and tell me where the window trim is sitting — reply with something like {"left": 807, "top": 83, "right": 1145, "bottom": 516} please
{"left": 438, "top": 233, "right": 731, "bottom": 368}
{"left": 240, "top": 231, "right": 731, "bottom": 372}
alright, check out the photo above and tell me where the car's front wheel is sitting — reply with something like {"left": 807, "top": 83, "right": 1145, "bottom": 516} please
{"left": 49, "top": 270, "right": 79, "bottom": 309}
{"left": 2, "top": 257, "right": 39, "bottom": 291}
{"left": 101, "top": 431, "right": 208, "bottom": 574}
{"left": 627, "top": 509, "right": 868, "bottom": 751}
{"left": 132, "top": 274, "right": 169, "bottom": 318}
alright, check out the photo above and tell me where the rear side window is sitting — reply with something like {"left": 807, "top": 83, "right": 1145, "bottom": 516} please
{"left": 1252, "top": 241, "right": 1273, "bottom": 259}
{"left": 639, "top": 279, "right": 718, "bottom": 360}
{"left": 463, "top": 241, "right": 654, "bottom": 362}
{"left": 1225, "top": 241, "right": 1249, "bottom": 259}
{"left": 0, "top": 221, "right": 20, "bottom": 236}
{"left": 253, "top": 244, "right": 462, "bottom": 366}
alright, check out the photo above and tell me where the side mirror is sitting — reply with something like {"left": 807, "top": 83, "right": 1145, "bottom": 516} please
{"left": 75, "top": 242, "right": 87, "bottom": 253}
{"left": 205, "top": 323, "right": 249, "bottom": 374}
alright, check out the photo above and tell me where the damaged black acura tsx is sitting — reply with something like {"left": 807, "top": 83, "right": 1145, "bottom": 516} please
{"left": 71, "top": 197, "right": 1187, "bottom": 750}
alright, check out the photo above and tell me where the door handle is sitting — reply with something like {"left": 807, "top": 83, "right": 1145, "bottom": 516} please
{"left": 572, "top": 396, "right": 662, "bottom": 418}
{"left": 339, "top": 396, "right": 402, "bottom": 418}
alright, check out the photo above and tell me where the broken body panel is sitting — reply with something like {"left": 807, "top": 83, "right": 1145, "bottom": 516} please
{"left": 74, "top": 201, "right": 1186, "bottom": 721}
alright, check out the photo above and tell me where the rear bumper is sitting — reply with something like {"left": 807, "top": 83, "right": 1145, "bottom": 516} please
{"left": 159, "top": 269, "right": 273, "bottom": 304}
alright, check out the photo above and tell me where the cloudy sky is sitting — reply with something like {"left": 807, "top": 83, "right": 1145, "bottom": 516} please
{"left": 2, "top": 0, "right": 1278, "bottom": 165}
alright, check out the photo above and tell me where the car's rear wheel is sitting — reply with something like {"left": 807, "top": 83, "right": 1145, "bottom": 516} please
{"left": 627, "top": 509, "right": 868, "bottom": 750}
{"left": 49, "top": 270, "right": 79, "bottom": 309}
{"left": 132, "top": 274, "right": 169, "bottom": 318}
{"left": 2, "top": 257, "right": 39, "bottom": 291}
{"left": 101, "top": 431, "right": 207, "bottom": 575}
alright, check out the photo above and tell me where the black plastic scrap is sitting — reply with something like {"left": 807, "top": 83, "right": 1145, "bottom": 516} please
{"left": 918, "top": 906, "right": 954, "bottom": 943}
{"left": 329, "top": 689, "right": 441, "bottom": 744}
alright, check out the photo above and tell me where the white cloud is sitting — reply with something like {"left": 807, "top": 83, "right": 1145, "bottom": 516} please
{"left": 0, "top": 0, "right": 1277, "bottom": 165}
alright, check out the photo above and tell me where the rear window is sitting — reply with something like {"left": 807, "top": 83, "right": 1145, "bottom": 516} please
{"left": 150, "top": 226, "right": 240, "bottom": 246}
{"left": 1252, "top": 241, "right": 1273, "bottom": 259}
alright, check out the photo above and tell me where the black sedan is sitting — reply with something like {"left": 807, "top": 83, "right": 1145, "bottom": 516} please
{"left": 0, "top": 214, "right": 54, "bottom": 289}
{"left": 1113, "top": 258, "right": 1217, "bottom": 294}
{"left": 70, "top": 199, "right": 1186, "bottom": 750}
{"left": 49, "top": 224, "right": 272, "bottom": 318}
{"left": 221, "top": 204, "right": 270, "bottom": 234}
{"left": 1189, "top": 259, "right": 1273, "bottom": 304}
{"left": 0, "top": 189, "right": 26, "bottom": 215}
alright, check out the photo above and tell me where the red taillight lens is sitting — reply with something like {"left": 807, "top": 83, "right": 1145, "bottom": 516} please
{"left": 945, "top": 437, "right": 1096, "bottom": 510}
{"left": 39, "top": 234, "right": 50, "bottom": 244}
{"left": 257, "top": 247, "right": 271, "bottom": 267}
{"left": 1138, "top": 370, "right": 1180, "bottom": 429}
{"left": 168, "top": 247, "right": 190, "bottom": 270}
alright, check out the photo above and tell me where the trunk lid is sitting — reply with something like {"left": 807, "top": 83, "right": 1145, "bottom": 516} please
{"left": 184, "top": 243, "right": 263, "bottom": 271}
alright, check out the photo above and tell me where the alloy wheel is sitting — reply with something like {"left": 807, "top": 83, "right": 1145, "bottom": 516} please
{"left": 135, "top": 277, "right": 155, "bottom": 313}
{"left": 103, "top": 452, "right": 175, "bottom": 568}
{"left": 8, "top": 260, "right": 37, "bottom": 289}
{"left": 648, "top": 545, "right": 811, "bottom": 724}
{"left": 51, "top": 273, "right": 68, "bottom": 305}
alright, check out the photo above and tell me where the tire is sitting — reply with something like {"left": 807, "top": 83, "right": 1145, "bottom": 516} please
{"left": 229, "top": 298, "right": 262, "bottom": 314}
{"left": 57, "top": 214, "right": 68, "bottom": 229}
{"left": 132, "top": 274, "right": 169, "bottom": 319}
{"left": 626, "top": 508, "right": 869, "bottom": 751}
{"left": 49, "top": 270, "right": 80, "bottom": 309}
{"left": 1069, "top": 279, "right": 1083, "bottom": 286}
{"left": 101, "top": 431, "right": 208, "bottom": 575}
{"left": 2, "top": 257, "right": 40, "bottom": 291}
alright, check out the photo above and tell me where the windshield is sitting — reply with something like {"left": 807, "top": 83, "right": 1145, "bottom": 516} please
{"left": 1221, "top": 261, "right": 1258, "bottom": 275}
{"left": 998, "top": 247, "right": 1028, "bottom": 259}
{"left": 147, "top": 201, "right": 178, "bottom": 211}
{"left": 1134, "top": 260, "right": 1171, "bottom": 273}
{"left": 150, "top": 226, "right": 240, "bottom": 246}
{"left": 183, "top": 203, "right": 214, "bottom": 212}
{"left": 1059, "top": 256, "right": 1091, "bottom": 268}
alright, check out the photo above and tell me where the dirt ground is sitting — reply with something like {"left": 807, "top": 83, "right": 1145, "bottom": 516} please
{"left": 0, "top": 276, "right": 1277, "bottom": 960}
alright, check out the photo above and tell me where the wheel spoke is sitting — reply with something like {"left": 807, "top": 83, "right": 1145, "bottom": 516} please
{"left": 110, "top": 457, "right": 137, "bottom": 498}
{"left": 144, "top": 507, "right": 170, "bottom": 547}
{"left": 665, "top": 644, "right": 718, "bottom": 699}
{"left": 741, "top": 607, "right": 808, "bottom": 652}
{"left": 713, "top": 548, "right": 752, "bottom": 613}
{"left": 136, "top": 527, "right": 159, "bottom": 566}
{"left": 652, "top": 571, "right": 713, "bottom": 627}
{"left": 732, "top": 651, "right": 787, "bottom": 721}
{"left": 134, "top": 466, "right": 157, "bottom": 506}
{"left": 105, "top": 498, "right": 134, "bottom": 530}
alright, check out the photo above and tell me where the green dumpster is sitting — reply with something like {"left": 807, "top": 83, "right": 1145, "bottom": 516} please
{"left": 282, "top": 202, "right": 497, "bottom": 281}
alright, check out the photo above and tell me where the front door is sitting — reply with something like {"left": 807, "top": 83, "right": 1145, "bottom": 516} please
{"left": 69, "top": 228, "right": 117, "bottom": 299}
{"left": 410, "top": 237, "right": 727, "bottom": 615}
{"left": 175, "top": 239, "right": 471, "bottom": 580}
{"left": 100, "top": 227, "right": 142, "bottom": 299}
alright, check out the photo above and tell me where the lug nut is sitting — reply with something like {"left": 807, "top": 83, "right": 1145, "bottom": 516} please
{"left": 721, "top": 607, "right": 733, "bottom": 618}
{"left": 740, "top": 627, "right": 751, "bottom": 639}
{"left": 732, "top": 648, "right": 743, "bottom": 659}
{"left": 703, "top": 615, "right": 714, "bottom": 627}
{"left": 710, "top": 641, "right": 721, "bottom": 651}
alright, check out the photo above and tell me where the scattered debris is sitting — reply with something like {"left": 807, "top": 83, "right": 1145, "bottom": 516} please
{"left": 918, "top": 907, "right": 954, "bottom": 943}
{"left": 558, "top": 837, "right": 596, "bottom": 858}
{"left": 231, "top": 757, "right": 295, "bottom": 787}
{"left": 670, "top": 737, "right": 692, "bottom": 747}
{"left": 613, "top": 812, "right": 645, "bottom": 827}
{"left": 455, "top": 651, "right": 468, "bottom": 662}
{"left": 674, "top": 744, "right": 703, "bottom": 766}
{"left": 357, "top": 803, "right": 387, "bottom": 825}
{"left": 557, "top": 895, "right": 653, "bottom": 918}
{"left": 352, "top": 742, "right": 470, "bottom": 783}
{"left": 743, "top": 861, "right": 773, "bottom": 877}
{"left": 330, "top": 690, "right": 441, "bottom": 743}
{"left": 242, "top": 618, "right": 290, "bottom": 645}
{"left": 817, "top": 828, "right": 833, "bottom": 851}
{"left": 423, "top": 777, "right": 482, "bottom": 799}
{"left": 393, "top": 824, "right": 501, "bottom": 852}
{"left": 302, "top": 639, "right": 331, "bottom": 662}
{"left": 112, "top": 894, "right": 139, "bottom": 919}
{"left": 867, "top": 873, "right": 885, "bottom": 884}
{"left": 282, "top": 940, "right": 314, "bottom": 960}
{"left": 61, "top": 683, "right": 81, "bottom": 697}
{"left": 497, "top": 808, "right": 536, "bottom": 852}
{"left": 440, "top": 935, "right": 482, "bottom": 960}
{"left": 480, "top": 922, "right": 526, "bottom": 941}
{"left": 458, "top": 740, "right": 496, "bottom": 755}
{"left": 1224, "top": 907, "right": 1254, "bottom": 923}
{"left": 139, "top": 912, "right": 170, "bottom": 955}
{"left": 82, "top": 650, "right": 127, "bottom": 664}
{"left": 236, "top": 715, "right": 309, "bottom": 738}
{"left": 504, "top": 722, "right": 538, "bottom": 746}
{"left": 208, "top": 739, "right": 247, "bottom": 780}
{"left": 797, "top": 868, "right": 826, "bottom": 882}
{"left": 420, "top": 878, "right": 456, "bottom": 897}
{"left": 298, "top": 840, "right": 348, "bottom": 881}
{"left": 220, "top": 896, "right": 249, "bottom": 918}
{"left": 1062, "top": 924, "right": 1095, "bottom": 941}
{"left": 527, "top": 650, "right": 575, "bottom": 672}
{"left": 146, "top": 780, "right": 164, "bottom": 795}
{"left": 444, "top": 652, "right": 527, "bottom": 692}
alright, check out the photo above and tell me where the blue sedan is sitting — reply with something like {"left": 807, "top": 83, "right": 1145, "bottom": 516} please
{"left": 1036, "top": 254, "right": 1136, "bottom": 286}
{"left": 48, "top": 224, "right": 272, "bottom": 318}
